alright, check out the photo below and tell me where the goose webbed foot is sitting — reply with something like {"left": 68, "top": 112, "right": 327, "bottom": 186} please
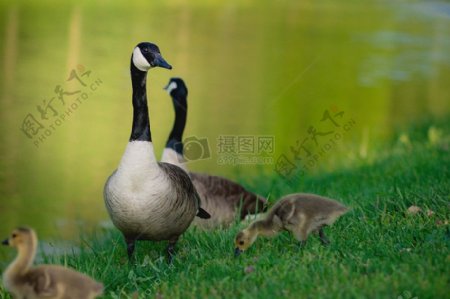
{"left": 319, "top": 228, "right": 330, "bottom": 246}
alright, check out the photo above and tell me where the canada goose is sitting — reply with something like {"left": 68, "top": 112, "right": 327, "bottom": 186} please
{"left": 161, "top": 77, "right": 267, "bottom": 229}
{"left": 1, "top": 227, "right": 103, "bottom": 299}
{"left": 234, "top": 193, "right": 348, "bottom": 256}
{"left": 103, "top": 43, "right": 210, "bottom": 262}
{"left": 161, "top": 78, "right": 188, "bottom": 172}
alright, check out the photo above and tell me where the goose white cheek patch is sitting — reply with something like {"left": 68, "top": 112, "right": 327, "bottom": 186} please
{"left": 132, "top": 47, "right": 151, "bottom": 71}
{"left": 165, "top": 81, "right": 177, "bottom": 94}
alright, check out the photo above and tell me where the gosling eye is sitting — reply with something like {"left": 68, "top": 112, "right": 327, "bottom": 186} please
{"left": 239, "top": 241, "right": 244, "bottom": 245}
{"left": 12, "top": 233, "right": 17, "bottom": 238}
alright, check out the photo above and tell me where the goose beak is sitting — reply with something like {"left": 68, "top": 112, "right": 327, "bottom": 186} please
{"left": 2, "top": 239, "right": 9, "bottom": 246}
{"left": 234, "top": 247, "right": 242, "bottom": 257}
{"left": 153, "top": 54, "right": 172, "bottom": 70}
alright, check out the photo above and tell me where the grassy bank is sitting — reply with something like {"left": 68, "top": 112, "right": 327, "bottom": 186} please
{"left": 1, "top": 119, "right": 449, "bottom": 299}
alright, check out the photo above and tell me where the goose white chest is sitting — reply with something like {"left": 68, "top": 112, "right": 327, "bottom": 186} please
{"left": 104, "top": 142, "right": 179, "bottom": 237}
{"left": 161, "top": 148, "right": 187, "bottom": 172}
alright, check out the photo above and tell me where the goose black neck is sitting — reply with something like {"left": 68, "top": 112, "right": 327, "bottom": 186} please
{"left": 129, "top": 62, "right": 151, "bottom": 142}
{"left": 166, "top": 93, "right": 187, "bottom": 154}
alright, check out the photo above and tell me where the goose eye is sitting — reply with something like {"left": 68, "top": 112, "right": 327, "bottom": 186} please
{"left": 143, "top": 48, "right": 149, "bottom": 53}
{"left": 239, "top": 241, "right": 244, "bottom": 245}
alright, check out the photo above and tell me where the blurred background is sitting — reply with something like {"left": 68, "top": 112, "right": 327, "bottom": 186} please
{"left": 0, "top": 0, "right": 448, "bottom": 240}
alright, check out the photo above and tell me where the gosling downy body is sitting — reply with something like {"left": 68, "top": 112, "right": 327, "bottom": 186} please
{"left": 161, "top": 77, "right": 267, "bottom": 229}
{"left": 104, "top": 43, "right": 210, "bottom": 262}
{"left": 234, "top": 193, "right": 348, "bottom": 255}
{"left": 2, "top": 227, "right": 103, "bottom": 299}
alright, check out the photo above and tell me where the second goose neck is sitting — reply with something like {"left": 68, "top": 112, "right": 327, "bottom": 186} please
{"left": 130, "top": 63, "right": 151, "bottom": 142}
{"left": 166, "top": 95, "right": 187, "bottom": 154}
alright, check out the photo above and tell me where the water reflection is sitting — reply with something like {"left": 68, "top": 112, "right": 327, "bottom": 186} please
{"left": 0, "top": 0, "right": 448, "bottom": 242}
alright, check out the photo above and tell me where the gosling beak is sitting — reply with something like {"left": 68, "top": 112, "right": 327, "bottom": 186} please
{"left": 2, "top": 239, "right": 9, "bottom": 246}
{"left": 234, "top": 247, "right": 242, "bottom": 257}
{"left": 153, "top": 54, "right": 172, "bottom": 70}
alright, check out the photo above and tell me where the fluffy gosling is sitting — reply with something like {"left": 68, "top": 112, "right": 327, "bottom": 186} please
{"left": 234, "top": 193, "right": 348, "bottom": 256}
{"left": 2, "top": 227, "right": 103, "bottom": 299}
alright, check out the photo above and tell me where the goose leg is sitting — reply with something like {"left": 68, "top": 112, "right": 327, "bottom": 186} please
{"left": 318, "top": 227, "right": 330, "bottom": 246}
{"left": 292, "top": 226, "right": 308, "bottom": 249}
{"left": 167, "top": 237, "right": 178, "bottom": 263}
{"left": 126, "top": 238, "right": 136, "bottom": 260}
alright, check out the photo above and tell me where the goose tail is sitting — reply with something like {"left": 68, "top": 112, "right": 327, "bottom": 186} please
{"left": 196, "top": 207, "right": 211, "bottom": 219}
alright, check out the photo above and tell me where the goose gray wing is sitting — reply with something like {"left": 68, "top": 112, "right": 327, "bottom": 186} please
{"left": 158, "top": 162, "right": 210, "bottom": 219}
{"left": 189, "top": 172, "right": 267, "bottom": 219}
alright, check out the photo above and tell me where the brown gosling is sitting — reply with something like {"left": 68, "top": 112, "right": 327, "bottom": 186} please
{"left": 234, "top": 193, "right": 348, "bottom": 256}
{"left": 2, "top": 227, "right": 103, "bottom": 299}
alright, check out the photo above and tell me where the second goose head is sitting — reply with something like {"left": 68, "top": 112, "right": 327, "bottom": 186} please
{"left": 164, "top": 77, "right": 188, "bottom": 99}
{"left": 132, "top": 42, "right": 172, "bottom": 72}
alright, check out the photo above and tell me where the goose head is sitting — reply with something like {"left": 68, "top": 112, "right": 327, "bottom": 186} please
{"left": 234, "top": 228, "right": 257, "bottom": 256}
{"left": 132, "top": 42, "right": 172, "bottom": 72}
{"left": 164, "top": 77, "right": 188, "bottom": 98}
{"left": 2, "top": 227, "right": 36, "bottom": 250}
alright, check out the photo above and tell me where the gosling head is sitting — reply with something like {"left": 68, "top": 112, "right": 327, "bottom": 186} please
{"left": 2, "top": 227, "right": 36, "bottom": 249}
{"left": 234, "top": 228, "right": 258, "bottom": 257}
{"left": 132, "top": 42, "right": 172, "bottom": 72}
{"left": 164, "top": 77, "right": 188, "bottom": 98}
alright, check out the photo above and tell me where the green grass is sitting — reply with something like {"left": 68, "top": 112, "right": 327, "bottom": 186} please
{"left": 1, "top": 119, "right": 449, "bottom": 299}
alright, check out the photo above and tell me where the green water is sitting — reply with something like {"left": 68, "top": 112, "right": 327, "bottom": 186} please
{"left": 0, "top": 0, "right": 449, "bottom": 240}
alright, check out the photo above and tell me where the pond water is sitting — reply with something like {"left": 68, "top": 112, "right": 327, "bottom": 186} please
{"left": 0, "top": 0, "right": 449, "bottom": 242}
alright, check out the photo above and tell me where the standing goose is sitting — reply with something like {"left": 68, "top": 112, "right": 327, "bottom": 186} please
{"left": 2, "top": 227, "right": 103, "bottom": 299}
{"left": 161, "top": 77, "right": 267, "bottom": 229}
{"left": 104, "top": 43, "right": 210, "bottom": 262}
